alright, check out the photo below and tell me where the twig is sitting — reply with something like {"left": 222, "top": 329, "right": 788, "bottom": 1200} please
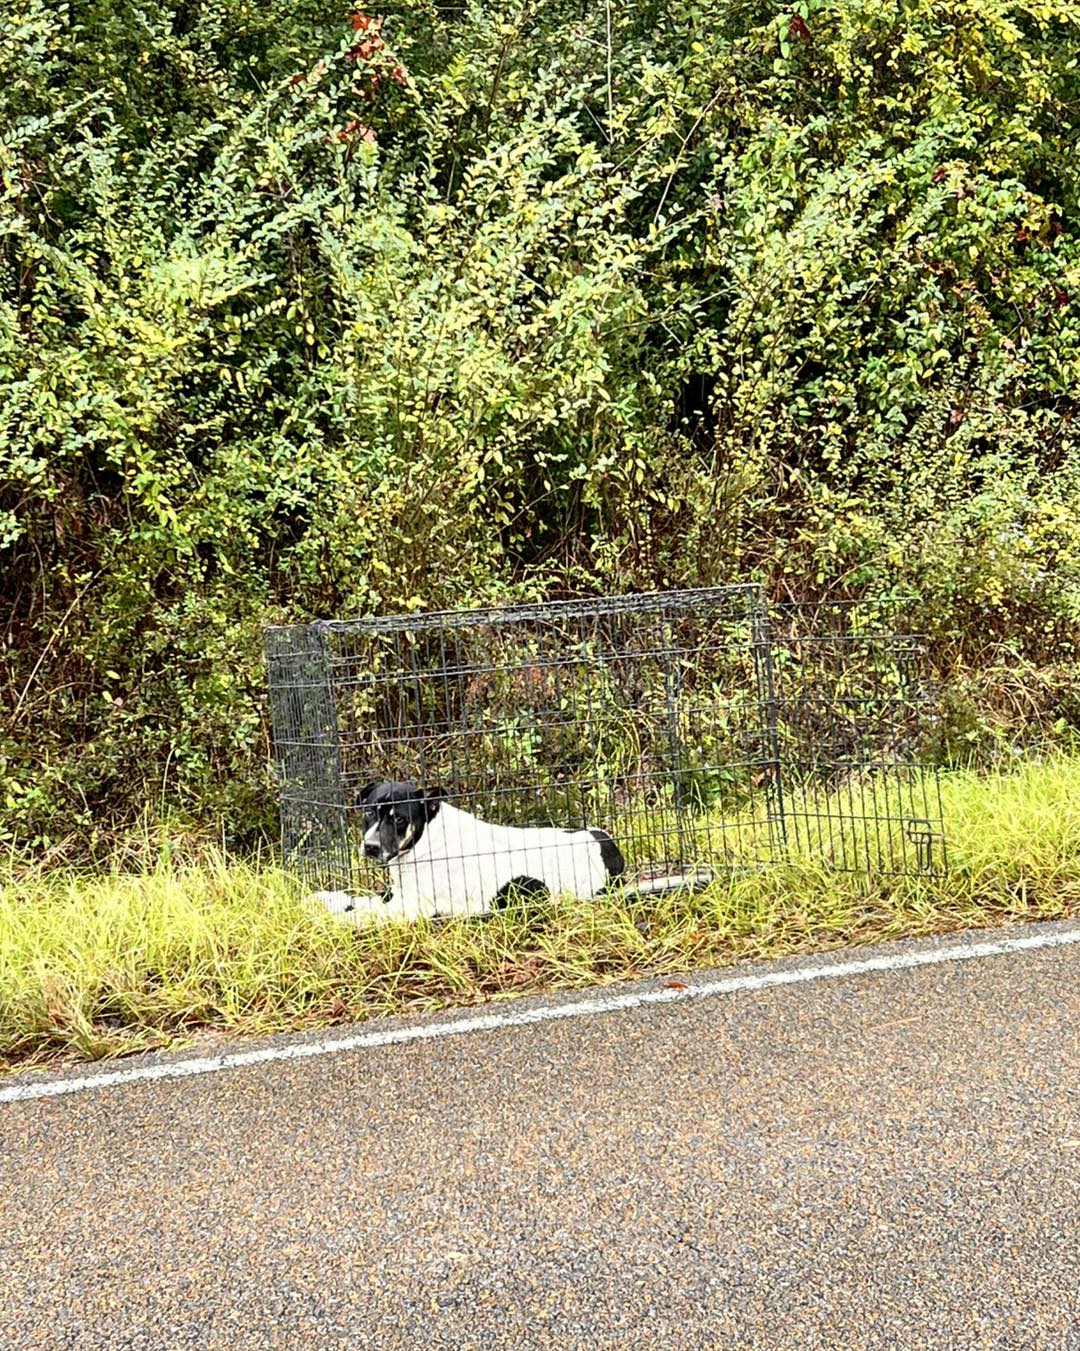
{"left": 605, "top": 0, "right": 614, "bottom": 141}
{"left": 8, "top": 569, "right": 104, "bottom": 727}
{"left": 652, "top": 85, "right": 727, "bottom": 227}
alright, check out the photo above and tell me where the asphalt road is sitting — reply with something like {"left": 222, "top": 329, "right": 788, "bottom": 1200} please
{"left": 3, "top": 922, "right": 1079, "bottom": 1350}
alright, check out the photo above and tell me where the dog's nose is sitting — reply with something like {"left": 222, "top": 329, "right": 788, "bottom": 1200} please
{"left": 364, "top": 844, "right": 381, "bottom": 860}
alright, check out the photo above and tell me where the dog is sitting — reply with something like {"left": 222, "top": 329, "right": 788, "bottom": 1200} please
{"left": 309, "top": 779, "right": 626, "bottom": 923}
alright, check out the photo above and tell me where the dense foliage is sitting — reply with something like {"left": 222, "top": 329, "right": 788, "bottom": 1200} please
{"left": 2, "top": 0, "right": 1079, "bottom": 852}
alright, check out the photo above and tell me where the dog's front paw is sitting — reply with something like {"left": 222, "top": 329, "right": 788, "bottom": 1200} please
{"left": 306, "top": 890, "right": 390, "bottom": 925}
{"left": 306, "top": 889, "right": 355, "bottom": 917}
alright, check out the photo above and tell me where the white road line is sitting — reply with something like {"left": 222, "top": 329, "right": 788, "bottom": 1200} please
{"left": 4, "top": 924, "right": 1079, "bottom": 1106}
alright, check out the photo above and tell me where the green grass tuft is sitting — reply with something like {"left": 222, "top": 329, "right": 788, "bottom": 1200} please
{"left": 3, "top": 758, "right": 1080, "bottom": 1073}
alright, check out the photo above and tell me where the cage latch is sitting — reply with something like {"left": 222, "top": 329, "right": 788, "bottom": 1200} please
{"left": 904, "top": 818, "right": 944, "bottom": 873}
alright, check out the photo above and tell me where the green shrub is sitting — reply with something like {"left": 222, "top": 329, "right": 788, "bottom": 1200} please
{"left": 2, "top": 0, "right": 1079, "bottom": 852}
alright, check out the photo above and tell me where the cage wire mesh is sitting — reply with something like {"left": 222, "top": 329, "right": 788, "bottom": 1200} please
{"left": 265, "top": 585, "right": 944, "bottom": 913}
{"left": 768, "top": 599, "right": 946, "bottom": 876}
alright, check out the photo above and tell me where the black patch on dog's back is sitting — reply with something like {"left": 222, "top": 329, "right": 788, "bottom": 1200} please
{"left": 589, "top": 828, "right": 625, "bottom": 882}
{"left": 492, "top": 876, "right": 549, "bottom": 910}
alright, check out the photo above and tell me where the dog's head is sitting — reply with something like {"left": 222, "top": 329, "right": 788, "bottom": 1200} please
{"left": 356, "top": 781, "right": 445, "bottom": 863}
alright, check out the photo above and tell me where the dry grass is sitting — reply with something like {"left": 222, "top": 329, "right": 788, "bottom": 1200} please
{"left": 3, "top": 757, "right": 1080, "bottom": 1074}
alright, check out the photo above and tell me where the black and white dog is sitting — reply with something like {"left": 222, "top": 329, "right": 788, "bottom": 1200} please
{"left": 309, "top": 780, "right": 626, "bottom": 923}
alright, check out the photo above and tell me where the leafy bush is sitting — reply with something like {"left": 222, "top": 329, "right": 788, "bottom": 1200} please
{"left": 2, "top": 0, "right": 1079, "bottom": 852}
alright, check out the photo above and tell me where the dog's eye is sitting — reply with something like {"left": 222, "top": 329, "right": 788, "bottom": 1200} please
{"left": 393, "top": 813, "right": 408, "bottom": 831}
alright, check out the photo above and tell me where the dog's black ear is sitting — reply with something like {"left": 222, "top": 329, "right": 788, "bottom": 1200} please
{"left": 424, "top": 786, "right": 446, "bottom": 820}
{"left": 357, "top": 780, "right": 377, "bottom": 806}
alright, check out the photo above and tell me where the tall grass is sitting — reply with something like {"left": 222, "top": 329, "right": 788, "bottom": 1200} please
{"left": 3, "top": 759, "right": 1080, "bottom": 1073}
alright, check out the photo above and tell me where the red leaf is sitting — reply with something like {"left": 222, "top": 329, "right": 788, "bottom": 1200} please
{"left": 665, "top": 980, "right": 688, "bottom": 991}
{"left": 330, "top": 119, "right": 376, "bottom": 144}
{"left": 348, "top": 34, "right": 385, "bottom": 60}
{"left": 788, "top": 13, "right": 810, "bottom": 39}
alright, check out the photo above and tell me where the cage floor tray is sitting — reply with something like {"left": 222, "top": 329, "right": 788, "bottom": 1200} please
{"left": 625, "top": 866, "right": 716, "bottom": 897}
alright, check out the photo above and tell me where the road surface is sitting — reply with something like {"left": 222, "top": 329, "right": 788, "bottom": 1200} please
{"left": 2, "top": 922, "right": 1079, "bottom": 1349}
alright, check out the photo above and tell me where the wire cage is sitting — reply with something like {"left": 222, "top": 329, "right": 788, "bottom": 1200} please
{"left": 264, "top": 585, "right": 945, "bottom": 916}
{"left": 769, "top": 599, "right": 946, "bottom": 876}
